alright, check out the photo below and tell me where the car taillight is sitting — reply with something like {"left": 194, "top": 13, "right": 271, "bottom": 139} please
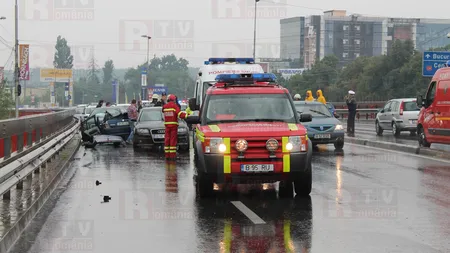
{"left": 400, "top": 102, "right": 404, "bottom": 115}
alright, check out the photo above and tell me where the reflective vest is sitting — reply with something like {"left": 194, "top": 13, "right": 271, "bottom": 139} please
{"left": 163, "top": 101, "right": 187, "bottom": 125}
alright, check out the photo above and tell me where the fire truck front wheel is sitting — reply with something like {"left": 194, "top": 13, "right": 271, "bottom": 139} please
{"left": 293, "top": 161, "right": 312, "bottom": 196}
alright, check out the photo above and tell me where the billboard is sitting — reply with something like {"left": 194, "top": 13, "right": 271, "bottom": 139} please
{"left": 19, "top": 44, "right": 30, "bottom": 80}
{"left": 147, "top": 86, "right": 168, "bottom": 99}
{"left": 40, "top": 68, "right": 73, "bottom": 82}
{"left": 278, "top": 69, "right": 305, "bottom": 79}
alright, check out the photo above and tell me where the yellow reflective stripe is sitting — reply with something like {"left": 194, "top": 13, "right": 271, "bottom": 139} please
{"left": 163, "top": 108, "right": 176, "bottom": 111}
{"left": 282, "top": 136, "right": 289, "bottom": 152}
{"left": 196, "top": 129, "right": 205, "bottom": 142}
{"left": 282, "top": 136, "right": 290, "bottom": 172}
{"left": 283, "top": 154, "right": 290, "bottom": 172}
{"left": 169, "top": 146, "right": 177, "bottom": 149}
{"left": 164, "top": 147, "right": 170, "bottom": 149}
{"left": 178, "top": 111, "right": 186, "bottom": 117}
{"left": 284, "top": 220, "right": 294, "bottom": 252}
{"left": 223, "top": 220, "right": 232, "bottom": 253}
{"left": 164, "top": 122, "right": 178, "bottom": 125}
{"left": 208, "top": 125, "right": 220, "bottom": 132}
{"left": 223, "top": 137, "right": 231, "bottom": 173}
{"left": 168, "top": 150, "right": 176, "bottom": 153}
{"left": 437, "top": 117, "right": 450, "bottom": 120}
{"left": 288, "top": 123, "right": 298, "bottom": 131}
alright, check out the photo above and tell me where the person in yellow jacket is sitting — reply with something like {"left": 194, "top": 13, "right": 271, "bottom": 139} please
{"left": 185, "top": 106, "right": 193, "bottom": 116}
{"left": 305, "top": 90, "right": 314, "bottom": 101}
{"left": 316, "top": 89, "right": 327, "bottom": 104}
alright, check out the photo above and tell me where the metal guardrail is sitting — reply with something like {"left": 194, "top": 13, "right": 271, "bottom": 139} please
{"left": 0, "top": 119, "right": 80, "bottom": 199}
{"left": 0, "top": 109, "right": 76, "bottom": 162}
{"left": 335, "top": 108, "right": 380, "bottom": 121}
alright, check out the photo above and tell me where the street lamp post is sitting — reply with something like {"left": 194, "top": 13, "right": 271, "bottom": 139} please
{"left": 14, "top": 0, "right": 19, "bottom": 118}
{"left": 253, "top": 0, "right": 259, "bottom": 60}
{"left": 141, "top": 35, "right": 151, "bottom": 101}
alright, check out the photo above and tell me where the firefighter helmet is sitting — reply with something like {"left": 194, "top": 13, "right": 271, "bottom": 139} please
{"left": 167, "top": 94, "right": 176, "bottom": 102}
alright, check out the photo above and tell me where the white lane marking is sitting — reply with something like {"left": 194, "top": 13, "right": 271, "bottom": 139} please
{"left": 348, "top": 142, "right": 450, "bottom": 163}
{"left": 231, "top": 201, "right": 266, "bottom": 224}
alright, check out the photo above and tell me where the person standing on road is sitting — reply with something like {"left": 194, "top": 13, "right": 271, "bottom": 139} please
{"left": 316, "top": 89, "right": 327, "bottom": 104}
{"left": 96, "top": 100, "right": 104, "bottom": 108}
{"left": 345, "top": 90, "right": 357, "bottom": 136}
{"left": 161, "top": 93, "right": 167, "bottom": 106}
{"left": 305, "top": 90, "right": 314, "bottom": 101}
{"left": 126, "top": 99, "right": 138, "bottom": 144}
{"left": 162, "top": 94, "right": 188, "bottom": 159}
{"left": 137, "top": 100, "right": 143, "bottom": 113}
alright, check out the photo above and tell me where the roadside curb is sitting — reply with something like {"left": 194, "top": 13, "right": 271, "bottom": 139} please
{"left": 346, "top": 137, "right": 450, "bottom": 160}
{"left": 0, "top": 134, "right": 81, "bottom": 253}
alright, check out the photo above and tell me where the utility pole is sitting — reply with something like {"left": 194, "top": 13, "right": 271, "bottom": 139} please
{"left": 14, "top": 0, "right": 19, "bottom": 117}
{"left": 141, "top": 35, "right": 151, "bottom": 101}
{"left": 253, "top": 0, "right": 259, "bottom": 60}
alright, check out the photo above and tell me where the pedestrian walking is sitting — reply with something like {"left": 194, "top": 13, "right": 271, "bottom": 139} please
{"left": 126, "top": 99, "right": 138, "bottom": 144}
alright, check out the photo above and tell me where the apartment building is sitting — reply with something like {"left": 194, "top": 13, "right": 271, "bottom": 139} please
{"left": 281, "top": 10, "right": 450, "bottom": 68}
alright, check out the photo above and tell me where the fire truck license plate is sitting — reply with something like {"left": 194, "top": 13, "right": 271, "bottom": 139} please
{"left": 241, "top": 164, "right": 274, "bottom": 172}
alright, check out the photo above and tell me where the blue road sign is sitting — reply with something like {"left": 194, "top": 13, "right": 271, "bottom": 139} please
{"left": 422, "top": 51, "right": 450, "bottom": 77}
{"left": 147, "top": 86, "right": 168, "bottom": 95}
{"left": 112, "top": 80, "right": 117, "bottom": 86}
{"left": 141, "top": 68, "right": 147, "bottom": 75}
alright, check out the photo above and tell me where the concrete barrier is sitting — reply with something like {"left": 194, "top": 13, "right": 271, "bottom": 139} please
{"left": 347, "top": 137, "right": 450, "bottom": 160}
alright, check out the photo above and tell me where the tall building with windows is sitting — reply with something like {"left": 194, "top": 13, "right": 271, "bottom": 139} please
{"left": 280, "top": 10, "right": 450, "bottom": 68}
{"left": 280, "top": 17, "right": 305, "bottom": 66}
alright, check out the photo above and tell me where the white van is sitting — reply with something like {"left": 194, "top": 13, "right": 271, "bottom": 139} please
{"left": 190, "top": 58, "right": 265, "bottom": 110}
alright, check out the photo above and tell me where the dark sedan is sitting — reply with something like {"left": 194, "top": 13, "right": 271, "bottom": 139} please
{"left": 133, "top": 107, "right": 189, "bottom": 151}
{"left": 82, "top": 107, "right": 131, "bottom": 141}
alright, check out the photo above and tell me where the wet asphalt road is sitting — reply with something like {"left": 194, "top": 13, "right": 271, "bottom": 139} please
{"left": 352, "top": 122, "right": 450, "bottom": 152}
{"left": 8, "top": 140, "right": 450, "bottom": 253}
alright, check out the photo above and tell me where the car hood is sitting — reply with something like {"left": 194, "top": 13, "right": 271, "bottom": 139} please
{"left": 135, "top": 121, "right": 188, "bottom": 129}
{"left": 302, "top": 117, "right": 341, "bottom": 127}
{"left": 199, "top": 122, "right": 306, "bottom": 137}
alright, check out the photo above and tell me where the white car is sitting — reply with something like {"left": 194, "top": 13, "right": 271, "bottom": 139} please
{"left": 375, "top": 98, "right": 420, "bottom": 136}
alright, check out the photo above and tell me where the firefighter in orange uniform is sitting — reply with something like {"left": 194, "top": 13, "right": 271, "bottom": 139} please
{"left": 162, "top": 94, "right": 188, "bottom": 159}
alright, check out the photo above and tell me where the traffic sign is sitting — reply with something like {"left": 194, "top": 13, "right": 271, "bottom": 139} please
{"left": 141, "top": 68, "right": 147, "bottom": 75}
{"left": 422, "top": 51, "right": 450, "bottom": 77}
{"left": 67, "top": 95, "right": 71, "bottom": 100}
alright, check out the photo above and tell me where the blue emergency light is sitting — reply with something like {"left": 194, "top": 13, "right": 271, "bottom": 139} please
{"left": 205, "top": 58, "right": 255, "bottom": 65}
{"left": 215, "top": 73, "right": 277, "bottom": 85}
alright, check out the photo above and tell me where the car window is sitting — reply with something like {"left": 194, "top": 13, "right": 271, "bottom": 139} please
{"left": 139, "top": 110, "right": 163, "bottom": 121}
{"left": 383, "top": 102, "right": 392, "bottom": 111}
{"left": 91, "top": 108, "right": 122, "bottom": 118}
{"left": 426, "top": 81, "right": 437, "bottom": 104}
{"left": 85, "top": 107, "right": 95, "bottom": 115}
{"left": 403, "top": 101, "right": 420, "bottom": 111}
{"left": 205, "top": 94, "right": 296, "bottom": 123}
{"left": 295, "top": 103, "right": 332, "bottom": 117}
{"left": 391, "top": 101, "right": 399, "bottom": 112}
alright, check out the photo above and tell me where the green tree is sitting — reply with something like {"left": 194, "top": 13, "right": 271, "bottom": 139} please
{"left": 102, "top": 60, "right": 114, "bottom": 85}
{"left": 0, "top": 85, "right": 13, "bottom": 119}
{"left": 53, "top": 35, "right": 74, "bottom": 69}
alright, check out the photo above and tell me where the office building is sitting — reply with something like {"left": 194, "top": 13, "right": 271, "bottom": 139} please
{"left": 280, "top": 17, "right": 305, "bottom": 66}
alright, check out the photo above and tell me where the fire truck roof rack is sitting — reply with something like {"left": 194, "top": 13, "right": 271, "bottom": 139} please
{"left": 214, "top": 73, "right": 278, "bottom": 87}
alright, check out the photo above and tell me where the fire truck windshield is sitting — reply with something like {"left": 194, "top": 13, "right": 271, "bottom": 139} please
{"left": 205, "top": 94, "right": 296, "bottom": 124}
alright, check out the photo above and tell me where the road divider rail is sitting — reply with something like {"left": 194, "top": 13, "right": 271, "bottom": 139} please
{"left": 335, "top": 108, "right": 380, "bottom": 121}
{"left": 0, "top": 109, "right": 76, "bottom": 162}
{"left": 0, "top": 117, "right": 80, "bottom": 200}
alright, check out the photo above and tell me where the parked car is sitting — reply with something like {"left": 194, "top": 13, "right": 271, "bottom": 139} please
{"left": 81, "top": 107, "right": 131, "bottom": 141}
{"left": 294, "top": 101, "right": 345, "bottom": 150}
{"left": 132, "top": 107, "right": 189, "bottom": 151}
{"left": 375, "top": 98, "right": 420, "bottom": 136}
{"left": 416, "top": 67, "right": 450, "bottom": 147}
{"left": 74, "top": 106, "right": 88, "bottom": 121}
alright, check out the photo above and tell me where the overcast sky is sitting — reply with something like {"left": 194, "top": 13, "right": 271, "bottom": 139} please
{"left": 1, "top": 0, "right": 449, "bottom": 70}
